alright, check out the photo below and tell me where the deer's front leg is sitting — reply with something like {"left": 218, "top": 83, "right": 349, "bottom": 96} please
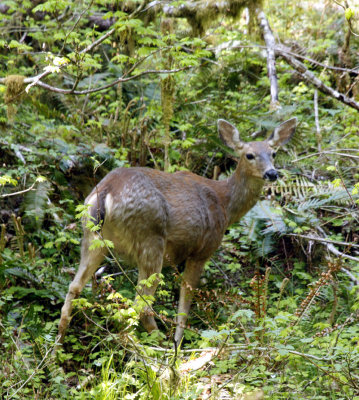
{"left": 174, "top": 259, "right": 205, "bottom": 345}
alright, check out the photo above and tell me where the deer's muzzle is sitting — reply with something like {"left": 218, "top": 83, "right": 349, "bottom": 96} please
{"left": 263, "top": 169, "right": 278, "bottom": 182}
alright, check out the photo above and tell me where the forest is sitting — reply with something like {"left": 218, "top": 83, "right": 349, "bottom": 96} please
{"left": 0, "top": 0, "right": 359, "bottom": 398}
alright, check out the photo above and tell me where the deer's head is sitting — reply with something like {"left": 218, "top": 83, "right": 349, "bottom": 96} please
{"left": 218, "top": 118, "right": 297, "bottom": 181}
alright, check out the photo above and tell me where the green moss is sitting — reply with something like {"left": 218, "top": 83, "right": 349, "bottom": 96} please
{"left": 4, "top": 74, "right": 25, "bottom": 120}
{"left": 188, "top": 0, "right": 262, "bottom": 35}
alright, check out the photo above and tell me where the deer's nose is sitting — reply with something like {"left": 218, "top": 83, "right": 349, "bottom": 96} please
{"left": 263, "top": 169, "right": 278, "bottom": 182}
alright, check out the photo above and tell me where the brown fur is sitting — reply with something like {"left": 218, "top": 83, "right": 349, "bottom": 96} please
{"left": 58, "top": 118, "right": 297, "bottom": 345}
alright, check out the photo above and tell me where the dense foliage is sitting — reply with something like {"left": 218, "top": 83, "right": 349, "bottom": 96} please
{"left": 0, "top": 0, "right": 359, "bottom": 399}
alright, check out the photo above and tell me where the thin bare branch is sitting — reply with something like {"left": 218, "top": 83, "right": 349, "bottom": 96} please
{"left": 276, "top": 43, "right": 359, "bottom": 112}
{"left": 292, "top": 150, "right": 359, "bottom": 162}
{"left": 214, "top": 42, "right": 359, "bottom": 75}
{"left": 80, "top": 27, "right": 115, "bottom": 54}
{"left": 278, "top": 47, "right": 359, "bottom": 75}
{"left": 288, "top": 228, "right": 359, "bottom": 285}
{"left": 0, "top": 182, "right": 36, "bottom": 198}
{"left": 341, "top": 267, "right": 359, "bottom": 285}
{"left": 288, "top": 233, "right": 359, "bottom": 250}
{"left": 32, "top": 66, "right": 191, "bottom": 95}
{"left": 58, "top": 0, "right": 95, "bottom": 56}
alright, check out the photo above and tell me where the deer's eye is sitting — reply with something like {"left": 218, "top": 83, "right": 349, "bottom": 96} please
{"left": 246, "top": 153, "right": 255, "bottom": 160}
{"left": 272, "top": 152, "right": 276, "bottom": 159}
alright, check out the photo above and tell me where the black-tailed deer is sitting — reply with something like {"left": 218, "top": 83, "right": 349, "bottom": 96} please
{"left": 58, "top": 118, "right": 297, "bottom": 345}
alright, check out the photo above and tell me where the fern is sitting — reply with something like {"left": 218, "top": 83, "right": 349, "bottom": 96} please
{"left": 299, "top": 189, "right": 356, "bottom": 211}
{"left": 240, "top": 201, "right": 285, "bottom": 256}
{"left": 6, "top": 286, "right": 56, "bottom": 300}
{"left": 4, "top": 267, "right": 37, "bottom": 282}
{"left": 255, "top": 234, "right": 276, "bottom": 258}
{"left": 272, "top": 174, "right": 317, "bottom": 200}
{"left": 297, "top": 197, "right": 323, "bottom": 211}
{"left": 272, "top": 173, "right": 356, "bottom": 208}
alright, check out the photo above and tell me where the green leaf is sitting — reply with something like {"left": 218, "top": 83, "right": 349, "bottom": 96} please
{"left": 88, "top": 238, "right": 114, "bottom": 250}
{"left": 111, "top": 54, "right": 129, "bottom": 64}
{"left": 103, "top": 239, "right": 114, "bottom": 248}
{"left": 345, "top": 8, "right": 355, "bottom": 21}
{"left": 75, "top": 204, "right": 91, "bottom": 219}
{"left": 8, "top": 40, "right": 32, "bottom": 51}
{"left": 138, "top": 47, "right": 156, "bottom": 57}
{"left": 231, "top": 309, "right": 255, "bottom": 321}
{"left": 201, "top": 329, "right": 222, "bottom": 339}
{"left": 0, "top": 175, "right": 17, "bottom": 186}
{"left": 89, "top": 238, "right": 104, "bottom": 250}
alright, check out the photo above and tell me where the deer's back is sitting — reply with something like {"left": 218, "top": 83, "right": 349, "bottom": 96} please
{"left": 85, "top": 167, "right": 228, "bottom": 265}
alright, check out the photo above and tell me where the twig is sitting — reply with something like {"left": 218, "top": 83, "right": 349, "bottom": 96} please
{"left": 7, "top": 342, "right": 55, "bottom": 399}
{"left": 289, "top": 228, "right": 359, "bottom": 282}
{"left": 341, "top": 267, "right": 359, "bottom": 285}
{"left": 146, "top": 344, "right": 331, "bottom": 362}
{"left": 278, "top": 47, "right": 359, "bottom": 74}
{"left": 334, "top": 162, "right": 357, "bottom": 208}
{"left": 333, "top": 0, "right": 359, "bottom": 37}
{"left": 214, "top": 43, "right": 359, "bottom": 75}
{"left": 58, "top": 0, "right": 95, "bottom": 56}
{"left": 287, "top": 233, "right": 359, "bottom": 249}
{"left": 0, "top": 140, "right": 32, "bottom": 153}
{"left": 288, "top": 350, "right": 330, "bottom": 361}
{"left": 324, "top": 242, "right": 359, "bottom": 265}
{"left": 80, "top": 28, "right": 115, "bottom": 54}
{"left": 0, "top": 182, "right": 36, "bottom": 198}
{"left": 0, "top": 26, "right": 126, "bottom": 93}
{"left": 296, "top": 351, "right": 353, "bottom": 388}
{"left": 292, "top": 150, "right": 359, "bottom": 162}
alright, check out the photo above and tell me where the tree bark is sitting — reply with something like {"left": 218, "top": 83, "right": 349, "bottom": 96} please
{"left": 256, "top": 10, "right": 280, "bottom": 110}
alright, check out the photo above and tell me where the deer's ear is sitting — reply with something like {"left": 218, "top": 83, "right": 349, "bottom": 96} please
{"left": 268, "top": 117, "right": 297, "bottom": 147}
{"left": 218, "top": 119, "right": 244, "bottom": 150}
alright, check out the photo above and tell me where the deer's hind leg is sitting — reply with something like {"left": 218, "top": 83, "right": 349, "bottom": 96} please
{"left": 174, "top": 258, "right": 206, "bottom": 345}
{"left": 135, "top": 235, "right": 166, "bottom": 333}
{"left": 58, "top": 232, "right": 107, "bottom": 343}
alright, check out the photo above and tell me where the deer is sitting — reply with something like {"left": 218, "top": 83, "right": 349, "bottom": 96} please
{"left": 57, "top": 117, "right": 297, "bottom": 346}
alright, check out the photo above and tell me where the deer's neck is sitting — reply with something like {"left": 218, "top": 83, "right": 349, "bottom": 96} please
{"left": 224, "top": 161, "right": 264, "bottom": 227}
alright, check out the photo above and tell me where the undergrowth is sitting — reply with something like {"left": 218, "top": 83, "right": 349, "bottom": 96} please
{"left": 1, "top": 0, "right": 359, "bottom": 398}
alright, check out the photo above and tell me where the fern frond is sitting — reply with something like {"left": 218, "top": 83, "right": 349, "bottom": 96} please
{"left": 271, "top": 174, "right": 317, "bottom": 200}
{"left": 4, "top": 267, "right": 37, "bottom": 282}
{"left": 255, "top": 234, "right": 275, "bottom": 258}
{"left": 271, "top": 174, "right": 355, "bottom": 208}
